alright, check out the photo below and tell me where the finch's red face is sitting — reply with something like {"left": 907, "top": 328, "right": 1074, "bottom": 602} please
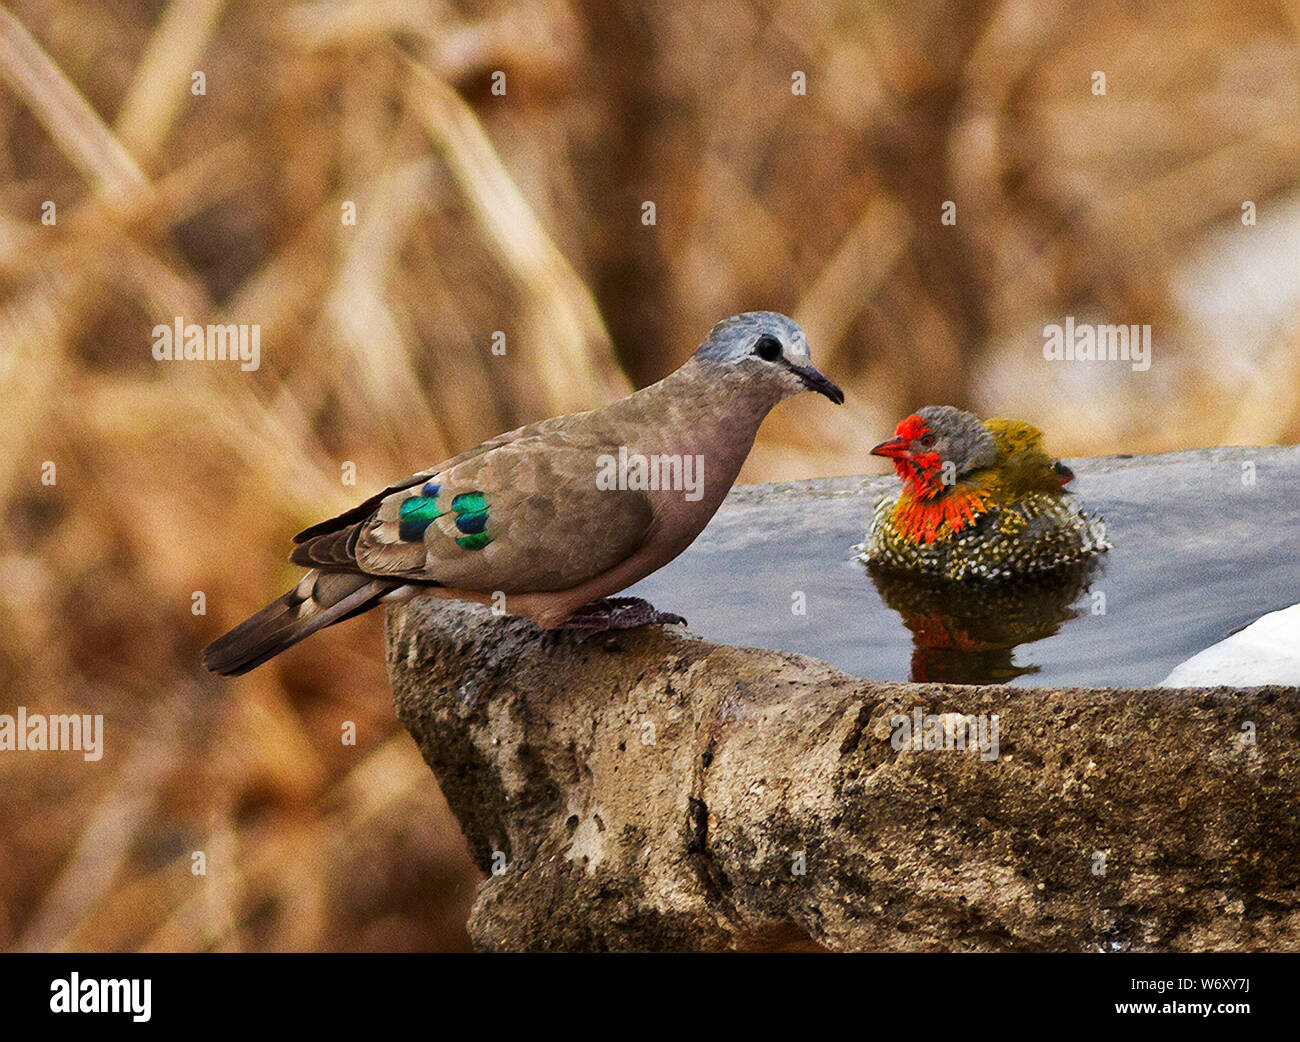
{"left": 871, "top": 414, "right": 945, "bottom": 494}
{"left": 871, "top": 409, "right": 999, "bottom": 543}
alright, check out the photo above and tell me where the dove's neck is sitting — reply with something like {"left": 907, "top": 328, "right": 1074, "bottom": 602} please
{"left": 509, "top": 359, "right": 783, "bottom": 618}
{"left": 605, "top": 358, "right": 782, "bottom": 511}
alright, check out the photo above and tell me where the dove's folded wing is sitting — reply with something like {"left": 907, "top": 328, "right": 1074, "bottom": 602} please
{"left": 291, "top": 429, "right": 654, "bottom": 595}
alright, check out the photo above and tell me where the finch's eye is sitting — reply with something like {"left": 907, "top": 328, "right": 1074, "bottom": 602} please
{"left": 919, "top": 434, "right": 935, "bottom": 448}
{"left": 752, "top": 335, "right": 782, "bottom": 362}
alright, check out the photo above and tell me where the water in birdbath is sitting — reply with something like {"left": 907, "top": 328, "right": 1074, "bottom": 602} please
{"left": 628, "top": 446, "right": 1300, "bottom": 687}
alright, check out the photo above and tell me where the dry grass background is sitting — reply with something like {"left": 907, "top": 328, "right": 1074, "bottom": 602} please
{"left": 1, "top": 0, "right": 1298, "bottom": 951}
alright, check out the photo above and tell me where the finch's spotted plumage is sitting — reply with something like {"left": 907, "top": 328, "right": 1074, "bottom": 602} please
{"left": 858, "top": 406, "right": 1109, "bottom": 581}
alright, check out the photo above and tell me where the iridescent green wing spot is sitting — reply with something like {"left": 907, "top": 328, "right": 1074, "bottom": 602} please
{"left": 398, "top": 482, "right": 445, "bottom": 541}
{"left": 451, "top": 491, "right": 493, "bottom": 550}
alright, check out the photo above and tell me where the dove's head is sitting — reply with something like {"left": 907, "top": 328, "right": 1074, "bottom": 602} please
{"left": 693, "top": 311, "right": 845, "bottom": 404}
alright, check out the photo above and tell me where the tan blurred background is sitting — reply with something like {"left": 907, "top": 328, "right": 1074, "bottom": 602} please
{"left": 1, "top": 0, "right": 1298, "bottom": 951}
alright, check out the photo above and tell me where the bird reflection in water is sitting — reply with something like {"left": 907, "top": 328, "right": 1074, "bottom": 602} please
{"left": 866, "top": 559, "right": 1103, "bottom": 684}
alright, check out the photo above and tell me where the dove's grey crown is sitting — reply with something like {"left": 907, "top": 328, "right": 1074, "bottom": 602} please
{"left": 694, "top": 311, "right": 810, "bottom": 364}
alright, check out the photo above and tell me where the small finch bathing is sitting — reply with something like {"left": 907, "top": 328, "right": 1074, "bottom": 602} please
{"left": 858, "top": 405, "right": 1109, "bottom": 581}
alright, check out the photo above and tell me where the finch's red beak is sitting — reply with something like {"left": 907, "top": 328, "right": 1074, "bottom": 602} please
{"left": 871, "top": 436, "right": 911, "bottom": 461}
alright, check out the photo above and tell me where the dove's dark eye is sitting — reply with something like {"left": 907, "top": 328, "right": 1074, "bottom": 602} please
{"left": 753, "top": 335, "right": 782, "bottom": 362}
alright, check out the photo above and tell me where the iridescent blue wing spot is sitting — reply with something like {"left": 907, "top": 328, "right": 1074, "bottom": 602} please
{"left": 454, "top": 512, "right": 488, "bottom": 534}
{"left": 399, "top": 495, "right": 445, "bottom": 542}
{"left": 451, "top": 491, "right": 493, "bottom": 549}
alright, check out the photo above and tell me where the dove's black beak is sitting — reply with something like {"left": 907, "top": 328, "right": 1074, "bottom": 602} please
{"left": 791, "top": 363, "right": 845, "bottom": 404}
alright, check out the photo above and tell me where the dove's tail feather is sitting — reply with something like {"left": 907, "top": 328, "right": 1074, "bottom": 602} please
{"left": 202, "top": 570, "right": 397, "bottom": 676}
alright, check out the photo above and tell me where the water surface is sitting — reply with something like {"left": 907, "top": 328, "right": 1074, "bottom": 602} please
{"left": 629, "top": 447, "right": 1300, "bottom": 687}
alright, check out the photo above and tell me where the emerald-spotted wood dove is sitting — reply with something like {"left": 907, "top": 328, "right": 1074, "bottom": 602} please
{"left": 203, "top": 311, "right": 843, "bottom": 675}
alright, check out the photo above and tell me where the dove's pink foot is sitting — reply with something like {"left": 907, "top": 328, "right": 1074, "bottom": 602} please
{"left": 565, "top": 596, "right": 687, "bottom": 633}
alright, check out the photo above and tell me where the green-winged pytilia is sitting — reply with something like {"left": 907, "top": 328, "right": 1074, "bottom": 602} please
{"left": 203, "top": 312, "right": 843, "bottom": 675}
{"left": 858, "top": 405, "right": 1109, "bottom": 581}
